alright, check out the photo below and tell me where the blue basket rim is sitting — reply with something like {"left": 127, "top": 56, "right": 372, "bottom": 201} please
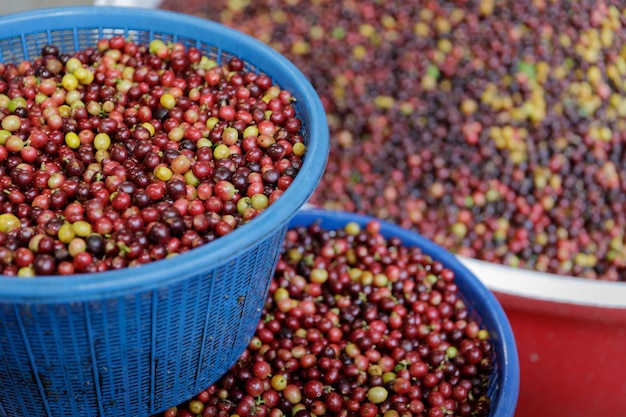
{"left": 0, "top": 6, "right": 329, "bottom": 303}
{"left": 289, "top": 208, "right": 520, "bottom": 417}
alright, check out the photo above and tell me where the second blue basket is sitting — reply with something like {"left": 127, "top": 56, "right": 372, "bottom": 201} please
{"left": 289, "top": 209, "right": 520, "bottom": 417}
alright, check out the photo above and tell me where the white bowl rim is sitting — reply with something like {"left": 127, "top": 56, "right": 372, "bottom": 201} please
{"left": 457, "top": 255, "right": 626, "bottom": 308}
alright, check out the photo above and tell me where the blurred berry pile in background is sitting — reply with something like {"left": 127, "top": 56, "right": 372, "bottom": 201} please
{"left": 167, "top": 0, "right": 626, "bottom": 281}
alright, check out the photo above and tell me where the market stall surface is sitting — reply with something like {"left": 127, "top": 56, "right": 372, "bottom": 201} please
{"left": 0, "top": 0, "right": 160, "bottom": 15}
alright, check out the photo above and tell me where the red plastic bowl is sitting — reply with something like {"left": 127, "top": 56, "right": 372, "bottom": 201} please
{"left": 458, "top": 257, "right": 626, "bottom": 417}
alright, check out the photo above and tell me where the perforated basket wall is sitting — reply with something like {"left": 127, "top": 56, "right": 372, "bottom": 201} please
{"left": 0, "top": 7, "right": 329, "bottom": 417}
{"left": 289, "top": 210, "right": 521, "bottom": 417}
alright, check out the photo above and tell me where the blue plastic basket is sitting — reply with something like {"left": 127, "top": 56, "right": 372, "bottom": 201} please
{"left": 0, "top": 7, "right": 328, "bottom": 417}
{"left": 289, "top": 209, "right": 520, "bottom": 417}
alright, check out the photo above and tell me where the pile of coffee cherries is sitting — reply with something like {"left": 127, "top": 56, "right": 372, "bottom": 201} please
{"left": 0, "top": 37, "right": 306, "bottom": 276}
{"left": 157, "top": 219, "right": 494, "bottom": 417}
{"left": 161, "top": 0, "right": 626, "bottom": 281}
